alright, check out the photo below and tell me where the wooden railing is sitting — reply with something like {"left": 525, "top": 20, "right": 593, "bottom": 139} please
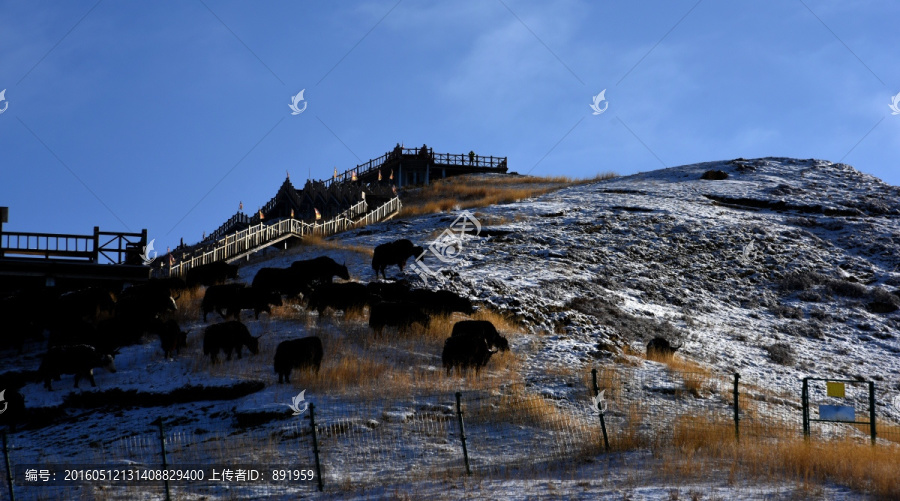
{"left": 165, "top": 197, "right": 400, "bottom": 277}
{"left": 321, "top": 147, "right": 507, "bottom": 188}
{"left": 206, "top": 212, "right": 252, "bottom": 243}
{"left": 1, "top": 231, "right": 96, "bottom": 260}
{"left": 0, "top": 227, "right": 147, "bottom": 264}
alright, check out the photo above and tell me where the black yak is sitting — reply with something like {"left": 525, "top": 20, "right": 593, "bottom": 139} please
{"left": 230, "top": 286, "right": 283, "bottom": 320}
{"left": 408, "top": 289, "right": 475, "bottom": 315}
{"left": 39, "top": 344, "right": 117, "bottom": 390}
{"left": 201, "top": 283, "right": 246, "bottom": 321}
{"left": 56, "top": 287, "right": 117, "bottom": 324}
{"left": 646, "top": 337, "right": 682, "bottom": 359}
{"left": 203, "top": 321, "right": 259, "bottom": 363}
{"left": 372, "top": 239, "right": 425, "bottom": 279}
{"left": 155, "top": 319, "right": 189, "bottom": 358}
{"left": 290, "top": 256, "right": 350, "bottom": 290}
{"left": 146, "top": 277, "right": 188, "bottom": 298}
{"left": 116, "top": 283, "right": 177, "bottom": 324}
{"left": 185, "top": 261, "right": 239, "bottom": 287}
{"left": 252, "top": 267, "right": 306, "bottom": 297}
{"left": 366, "top": 280, "right": 411, "bottom": 303}
{"left": 451, "top": 320, "right": 508, "bottom": 351}
{"left": 442, "top": 335, "right": 497, "bottom": 375}
{"left": 274, "top": 336, "right": 323, "bottom": 383}
{"left": 306, "top": 282, "right": 369, "bottom": 315}
{"left": 368, "top": 301, "right": 430, "bottom": 337}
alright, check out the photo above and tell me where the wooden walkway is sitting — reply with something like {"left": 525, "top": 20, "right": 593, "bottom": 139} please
{"left": 0, "top": 226, "right": 151, "bottom": 290}
{"left": 0, "top": 226, "right": 147, "bottom": 264}
{"left": 163, "top": 146, "right": 505, "bottom": 277}
{"left": 165, "top": 197, "right": 400, "bottom": 277}
{"left": 324, "top": 146, "right": 507, "bottom": 188}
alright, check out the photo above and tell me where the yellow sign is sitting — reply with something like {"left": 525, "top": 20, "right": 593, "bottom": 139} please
{"left": 826, "top": 382, "right": 845, "bottom": 398}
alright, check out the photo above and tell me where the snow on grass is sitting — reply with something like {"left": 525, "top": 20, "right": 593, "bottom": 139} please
{"left": 2, "top": 158, "right": 899, "bottom": 499}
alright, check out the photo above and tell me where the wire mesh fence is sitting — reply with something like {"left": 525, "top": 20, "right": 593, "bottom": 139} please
{"left": 461, "top": 386, "right": 603, "bottom": 478}
{"left": 312, "top": 393, "right": 465, "bottom": 489}
{"left": 3, "top": 366, "right": 900, "bottom": 499}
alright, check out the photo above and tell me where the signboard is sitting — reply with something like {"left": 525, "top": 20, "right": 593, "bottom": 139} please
{"left": 819, "top": 405, "right": 855, "bottom": 422}
{"left": 826, "top": 382, "right": 845, "bottom": 398}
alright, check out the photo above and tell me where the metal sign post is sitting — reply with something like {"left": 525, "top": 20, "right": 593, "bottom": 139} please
{"left": 800, "top": 377, "right": 876, "bottom": 445}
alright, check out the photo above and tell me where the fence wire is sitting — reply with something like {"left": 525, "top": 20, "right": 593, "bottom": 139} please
{"left": 313, "top": 393, "right": 464, "bottom": 489}
{"left": 461, "top": 387, "right": 602, "bottom": 478}
{"left": 4, "top": 366, "right": 900, "bottom": 499}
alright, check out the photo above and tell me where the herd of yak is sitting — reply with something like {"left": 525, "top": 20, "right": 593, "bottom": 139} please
{"left": 0, "top": 239, "right": 510, "bottom": 426}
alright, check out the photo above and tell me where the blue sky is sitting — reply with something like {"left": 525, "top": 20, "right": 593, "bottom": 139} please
{"left": 2, "top": 1, "right": 899, "bottom": 253}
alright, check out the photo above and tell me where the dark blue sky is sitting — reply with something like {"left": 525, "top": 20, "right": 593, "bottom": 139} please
{"left": 2, "top": 1, "right": 899, "bottom": 253}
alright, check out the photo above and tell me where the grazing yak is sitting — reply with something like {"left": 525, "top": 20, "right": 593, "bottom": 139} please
{"left": 232, "top": 286, "right": 283, "bottom": 320}
{"left": 185, "top": 261, "right": 239, "bottom": 288}
{"left": 202, "top": 284, "right": 281, "bottom": 321}
{"left": 252, "top": 267, "right": 306, "bottom": 297}
{"left": 146, "top": 277, "right": 188, "bottom": 298}
{"left": 368, "top": 301, "right": 430, "bottom": 337}
{"left": 306, "top": 282, "right": 369, "bottom": 315}
{"left": 202, "top": 283, "right": 245, "bottom": 321}
{"left": 442, "top": 335, "right": 498, "bottom": 375}
{"left": 408, "top": 289, "right": 475, "bottom": 315}
{"left": 39, "top": 344, "right": 118, "bottom": 390}
{"left": 451, "top": 320, "right": 508, "bottom": 351}
{"left": 155, "top": 319, "right": 189, "bottom": 358}
{"left": 290, "top": 256, "right": 350, "bottom": 291}
{"left": 56, "top": 287, "right": 117, "bottom": 324}
{"left": 274, "top": 336, "right": 323, "bottom": 384}
{"left": 646, "top": 337, "right": 682, "bottom": 359}
{"left": 366, "top": 280, "right": 411, "bottom": 303}
{"left": 372, "top": 239, "right": 425, "bottom": 279}
{"left": 116, "top": 283, "right": 178, "bottom": 324}
{"left": 203, "top": 321, "right": 260, "bottom": 363}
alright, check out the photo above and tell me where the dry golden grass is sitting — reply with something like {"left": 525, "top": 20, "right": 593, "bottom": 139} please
{"left": 471, "top": 307, "right": 521, "bottom": 334}
{"left": 468, "top": 383, "right": 597, "bottom": 437}
{"left": 645, "top": 351, "right": 718, "bottom": 398}
{"left": 850, "top": 422, "right": 900, "bottom": 445}
{"left": 300, "top": 233, "right": 374, "bottom": 256}
{"left": 397, "top": 172, "right": 615, "bottom": 217}
{"left": 172, "top": 286, "right": 204, "bottom": 324}
{"left": 259, "top": 305, "right": 530, "bottom": 398}
{"left": 471, "top": 212, "right": 518, "bottom": 226}
{"left": 656, "top": 415, "right": 900, "bottom": 499}
{"left": 268, "top": 297, "right": 312, "bottom": 323}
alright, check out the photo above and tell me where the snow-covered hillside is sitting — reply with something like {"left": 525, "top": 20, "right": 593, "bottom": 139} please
{"left": 2, "top": 157, "right": 899, "bottom": 500}
{"left": 328, "top": 158, "right": 900, "bottom": 412}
